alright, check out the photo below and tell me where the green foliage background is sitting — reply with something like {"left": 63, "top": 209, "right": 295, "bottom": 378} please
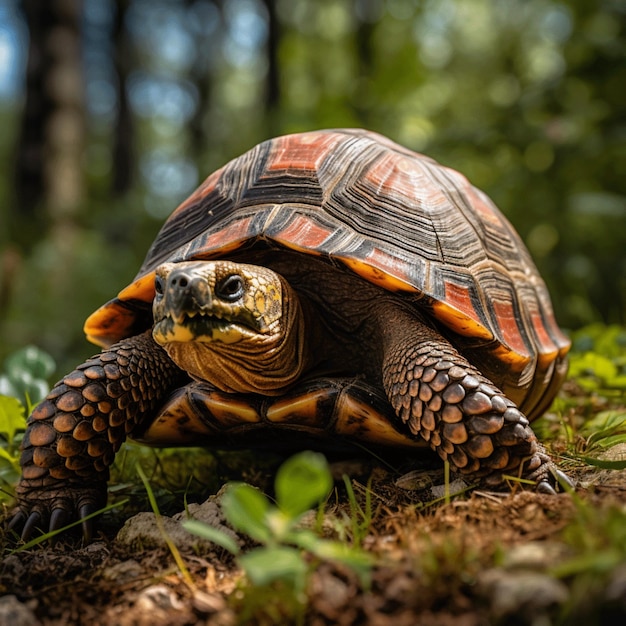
{"left": 0, "top": 0, "right": 624, "bottom": 374}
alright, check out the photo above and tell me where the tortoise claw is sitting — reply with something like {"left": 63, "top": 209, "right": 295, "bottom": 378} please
{"left": 536, "top": 480, "right": 557, "bottom": 495}
{"left": 520, "top": 444, "right": 574, "bottom": 495}
{"left": 79, "top": 504, "right": 96, "bottom": 543}
{"left": 49, "top": 508, "right": 70, "bottom": 533}
{"left": 21, "top": 511, "right": 43, "bottom": 542}
{"left": 9, "top": 482, "right": 107, "bottom": 543}
{"left": 555, "top": 468, "right": 575, "bottom": 490}
{"left": 7, "top": 510, "right": 26, "bottom": 534}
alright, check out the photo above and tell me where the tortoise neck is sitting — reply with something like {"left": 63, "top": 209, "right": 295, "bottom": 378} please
{"left": 161, "top": 275, "right": 311, "bottom": 396}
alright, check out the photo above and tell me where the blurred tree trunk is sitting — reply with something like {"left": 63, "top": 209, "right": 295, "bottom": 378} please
{"left": 262, "top": 0, "right": 281, "bottom": 135}
{"left": 112, "top": 0, "right": 133, "bottom": 196}
{"left": 354, "top": 0, "right": 377, "bottom": 127}
{"left": 189, "top": 66, "right": 213, "bottom": 169}
{"left": 187, "top": 0, "right": 216, "bottom": 169}
{"left": 14, "top": 0, "right": 51, "bottom": 223}
{"left": 14, "top": 0, "right": 85, "bottom": 245}
{"left": 6, "top": 0, "right": 86, "bottom": 338}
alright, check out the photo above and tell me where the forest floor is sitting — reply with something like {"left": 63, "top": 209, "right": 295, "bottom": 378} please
{"left": 1, "top": 379, "right": 625, "bottom": 626}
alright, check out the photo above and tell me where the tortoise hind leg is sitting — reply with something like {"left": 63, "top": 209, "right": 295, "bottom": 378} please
{"left": 9, "top": 331, "right": 185, "bottom": 541}
{"left": 380, "top": 310, "right": 572, "bottom": 492}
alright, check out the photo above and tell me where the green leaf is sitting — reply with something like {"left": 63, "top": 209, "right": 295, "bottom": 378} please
{"left": 182, "top": 519, "right": 241, "bottom": 555}
{"left": 0, "top": 395, "right": 26, "bottom": 445}
{"left": 239, "top": 545, "right": 308, "bottom": 588}
{"left": 583, "top": 411, "right": 626, "bottom": 452}
{"left": 0, "top": 445, "right": 20, "bottom": 469}
{"left": 573, "top": 455, "right": 626, "bottom": 470}
{"left": 5, "top": 346, "right": 56, "bottom": 381}
{"left": 1, "top": 371, "right": 48, "bottom": 409}
{"left": 1, "top": 346, "right": 55, "bottom": 407}
{"left": 221, "top": 483, "right": 272, "bottom": 543}
{"left": 275, "top": 451, "right": 333, "bottom": 518}
{"left": 0, "top": 375, "right": 18, "bottom": 399}
{"left": 308, "top": 539, "right": 373, "bottom": 586}
{"left": 551, "top": 549, "right": 623, "bottom": 578}
{"left": 609, "top": 375, "right": 626, "bottom": 390}
{"left": 569, "top": 352, "right": 617, "bottom": 388}
{"left": 584, "top": 411, "right": 626, "bottom": 433}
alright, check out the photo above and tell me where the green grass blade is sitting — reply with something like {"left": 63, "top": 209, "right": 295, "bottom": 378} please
{"left": 136, "top": 463, "right": 194, "bottom": 587}
{"left": 569, "top": 455, "right": 626, "bottom": 470}
{"left": 182, "top": 519, "right": 240, "bottom": 555}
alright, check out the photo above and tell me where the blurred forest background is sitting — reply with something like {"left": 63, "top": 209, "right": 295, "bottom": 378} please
{"left": 0, "top": 0, "right": 624, "bottom": 374}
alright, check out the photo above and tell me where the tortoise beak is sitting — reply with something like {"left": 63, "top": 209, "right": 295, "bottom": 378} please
{"left": 163, "top": 267, "right": 212, "bottom": 323}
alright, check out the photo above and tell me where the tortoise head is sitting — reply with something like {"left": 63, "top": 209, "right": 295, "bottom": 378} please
{"left": 152, "top": 260, "right": 307, "bottom": 394}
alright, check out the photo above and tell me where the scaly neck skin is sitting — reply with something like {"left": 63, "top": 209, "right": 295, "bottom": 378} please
{"left": 162, "top": 276, "right": 313, "bottom": 395}
{"left": 272, "top": 271, "right": 395, "bottom": 386}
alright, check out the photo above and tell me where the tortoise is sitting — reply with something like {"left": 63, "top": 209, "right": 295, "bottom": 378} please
{"left": 10, "top": 128, "right": 572, "bottom": 540}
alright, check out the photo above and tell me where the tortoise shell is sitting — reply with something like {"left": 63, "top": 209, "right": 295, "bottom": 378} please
{"left": 84, "top": 129, "right": 569, "bottom": 419}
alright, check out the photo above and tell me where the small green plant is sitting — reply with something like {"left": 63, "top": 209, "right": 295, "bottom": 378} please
{"left": 0, "top": 346, "right": 55, "bottom": 502}
{"left": 336, "top": 474, "right": 376, "bottom": 548}
{"left": 567, "top": 324, "right": 626, "bottom": 398}
{"left": 0, "top": 395, "right": 26, "bottom": 487}
{"left": 551, "top": 493, "right": 626, "bottom": 622}
{"left": 0, "top": 345, "right": 55, "bottom": 407}
{"left": 538, "top": 324, "right": 626, "bottom": 468}
{"left": 553, "top": 497, "right": 626, "bottom": 580}
{"left": 570, "top": 410, "right": 626, "bottom": 469}
{"left": 184, "top": 451, "right": 373, "bottom": 618}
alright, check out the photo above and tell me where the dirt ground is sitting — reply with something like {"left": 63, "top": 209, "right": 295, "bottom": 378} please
{"left": 1, "top": 447, "right": 625, "bottom": 626}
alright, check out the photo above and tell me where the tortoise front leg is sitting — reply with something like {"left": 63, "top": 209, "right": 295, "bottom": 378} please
{"left": 380, "top": 311, "right": 572, "bottom": 492}
{"left": 9, "top": 331, "right": 185, "bottom": 541}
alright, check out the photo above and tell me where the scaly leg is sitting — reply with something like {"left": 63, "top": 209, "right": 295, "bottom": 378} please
{"left": 380, "top": 310, "right": 572, "bottom": 491}
{"left": 9, "top": 331, "right": 185, "bottom": 540}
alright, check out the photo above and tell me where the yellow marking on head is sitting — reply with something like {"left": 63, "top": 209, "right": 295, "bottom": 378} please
{"left": 150, "top": 259, "right": 307, "bottom": 394}
{"left": 255, "top": 290, "right": 266, "bottom": 315}
{"left": 152, "top": 323, "right": 247, "bottom": 347}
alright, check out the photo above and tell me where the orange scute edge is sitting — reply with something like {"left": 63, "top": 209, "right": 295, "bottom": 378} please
{"left": 83, "top": 272, "right": 156, "bottom": 348}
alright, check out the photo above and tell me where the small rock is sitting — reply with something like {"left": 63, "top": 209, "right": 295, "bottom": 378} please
{"left": 606, "top": 564, "right": 626, "bottom": 609}
{"left": 430, "top": 478, "right": 468, "bottom": 499}
{"left": 192, "top": 590, "right": 226, "bottom": 614}
{"left": 0, "top": 554, "right": 27, "bottom": 580}
{"left": 136, "top": 584, "right": 185, "bottom": 612}
{"left": 116, "top": 489, "right": 241, "bottom": 552}
{"left": 478, "top": 569, "right": 569, "bottom": 621}
{"left": 293, "top": 509, "right": 336, "bottom": 536}
{"left": 173, "top": 494, "right": 241, "bottom": 548}
{"left": 0, "top": 595, "right": 41, "bottom": 626}
{"left": 82, "top": 541, "right": 111, "bottom": 558}
{"left": 100, "top": 559, "right": 144, "bottom": 583}
{"left": 502, "top": 541, "right": 571, "bottom": 570}
{"left": 598, "top": 442, "right": 626, "bottom": 461}
{"left": 115, "top": 511, "right": 188, "bottom": 551}
{"left": 316, "top": 573, "right": 351, "bottom": 610}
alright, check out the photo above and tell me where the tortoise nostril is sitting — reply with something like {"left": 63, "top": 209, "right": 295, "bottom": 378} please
{"left": 170, "top": 275, "right": 189, "bottom": 289}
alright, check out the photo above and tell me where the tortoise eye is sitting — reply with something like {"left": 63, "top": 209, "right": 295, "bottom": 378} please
{"left": 155, "top": 275, "right": 165, "bottom": 296}
{"left": 216, "top": 274, "right": 245, "bottom": 302}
